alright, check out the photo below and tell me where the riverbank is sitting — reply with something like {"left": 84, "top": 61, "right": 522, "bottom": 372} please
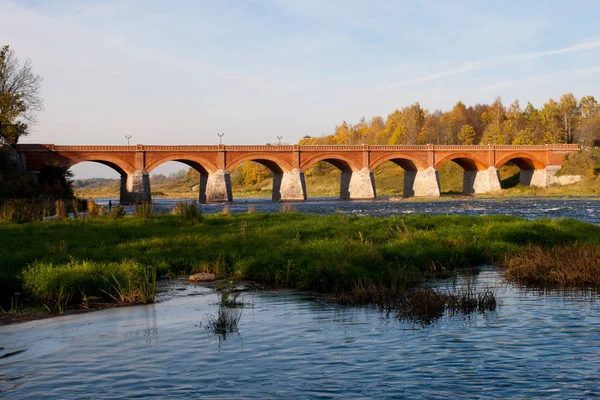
{"left": 2, "top": 212, "right": 600, "bottom": 318}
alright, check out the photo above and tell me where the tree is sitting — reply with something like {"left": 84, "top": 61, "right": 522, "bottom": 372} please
{"left": 558, "top": 93, "right": 579, "bottom": 144}
{"left": 458, "top": 124, "right": 476, "bottom": 145}
{"left": 577, "top": 95, "right": 600, "bottom": 147}
{"left": 0, "top": 45, "right": 43, "bottom": 144}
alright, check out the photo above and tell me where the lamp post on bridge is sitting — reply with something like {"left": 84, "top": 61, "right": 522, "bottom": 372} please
{"left": 125, "top": 135, "right": 132, "bottom": 145}
{"left": 277, "top": 136, "right": 283, "bottom": 145}
{"left": 218, "top": 132, "right": 224, "bottom": 144}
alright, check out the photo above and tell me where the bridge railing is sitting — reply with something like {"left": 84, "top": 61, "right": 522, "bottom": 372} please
{"left": 15, "top": 143, "right": 581, "bottom": 152}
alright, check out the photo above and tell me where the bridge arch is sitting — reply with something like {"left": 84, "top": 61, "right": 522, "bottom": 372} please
{"left": 495, "top": 153, "right": 546, "bottom": 170}
{"left": 434, "top": 153, "right": 488, "bottom": 171}
{"left": 227, "top": 154, "right": 294, "bottom": 173}
{"left": 63, "top": 154, "right": 137, "bottom": 175}
{"left": 145, "top": 154, "right": 219, "bottom": 174}
{"left": 370, "top": 154, "right": 429, "bottom": 171}
{"left": 300, "top": 154, "right": 362, "bottom": 172}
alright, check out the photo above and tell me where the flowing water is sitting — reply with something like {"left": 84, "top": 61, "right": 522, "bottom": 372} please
{"left": 3, "top": 198, "right": 600, "bottom": 398}
{"left": 96, "top": 196, "right": 600, "bottom": 224}
{"left": 1, "top": 270, "right": 600, "bottom": 398}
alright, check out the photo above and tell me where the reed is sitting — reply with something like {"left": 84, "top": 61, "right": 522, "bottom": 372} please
{"left": 172, "top": 201, "right": 202, "bottom": 223}
{"left": 505, "top": 244, "right": 600, "bottom": 288}
{"left": 108, "top": 205, "right": 126, "bottom": 219}
{"left": 204, "top": 307, "right": 242, "bottom": 337}
{"left": 86, "top": 198, "right": 104, "bottom": 217}
{"left": 135, "top": 201, "right": 153, "bottom": 219}
{"left": 22, "top": 260, "right": 157, "bottom": 311}
{"left": 55, "top": 200, "right": 67, "bottom": 220}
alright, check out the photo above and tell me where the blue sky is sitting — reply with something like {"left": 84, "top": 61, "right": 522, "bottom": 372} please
{"left": 2, "top": 0, "right": 600, "bottom": 177}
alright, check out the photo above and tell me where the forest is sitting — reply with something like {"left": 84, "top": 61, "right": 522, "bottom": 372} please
{"left": 300, "top": 94, "right": 600, "bottom": 147}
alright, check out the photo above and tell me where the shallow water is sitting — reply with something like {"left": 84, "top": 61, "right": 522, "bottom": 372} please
{"left": 96, "top": 196, "right": 600, "bottom": 224}
{"left": 2, "top": 270, "right": 600, "bottom": 398}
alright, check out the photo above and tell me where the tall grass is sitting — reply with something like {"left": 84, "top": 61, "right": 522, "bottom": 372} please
{"left": 22, "top": 259, "right": 157, "bottom": 311}
{"left": 2, "top": 213, "right": 600, "bottom": 309}
{"left": 505, "top": 244, "right": 600, "bottom": 287}
{"left": 135, "top": 201, "right": 153, "bottom": 219}
{"left": 172, "top": 201, "right": 202, "bottom": 223}
{"left": 55, "top": 200, "right": 67, "bottom": 220}
{"left": 0, "top": 199, "right": 43, "bottom": 223}
{"left": 86, "top": 198, "right": 104, "bottom": 217}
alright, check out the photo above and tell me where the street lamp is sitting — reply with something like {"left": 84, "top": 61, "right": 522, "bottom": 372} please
{"left": 277, "top": 135, "right": 283, "bottom": 145}
{"left": 217, "top": 132, "right": 224, "bottom": 144}
{"left": 125, "top": 135, "right": 132, "bottom": 145}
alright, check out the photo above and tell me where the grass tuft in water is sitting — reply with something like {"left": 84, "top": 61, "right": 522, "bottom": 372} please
{"left": 505, "top": 243, "right": 600, "bottom": 288}
{"left": 204, "top": 307, "right": 242, "bottom": 337}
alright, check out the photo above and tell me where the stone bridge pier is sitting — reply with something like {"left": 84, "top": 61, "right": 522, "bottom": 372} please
{"left": 120, "top": 170, "right": 151, "bottom": 204}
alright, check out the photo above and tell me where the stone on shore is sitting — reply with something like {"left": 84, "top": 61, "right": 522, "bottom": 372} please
{"left": 189, "top": 272, "right": 216, "bottom": 282}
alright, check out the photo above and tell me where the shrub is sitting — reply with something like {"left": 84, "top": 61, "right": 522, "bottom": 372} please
{"left": 172, "top": 201, "right": 202, "bottom": 223}
{"left": 55, "top": 200, "right": 67, "bottom": 220}
{"left": 108, "top": 204, "right": 126, "bottom": 219}
{"left": 0, "top": 199, "right": 41, "bottom": 223}
{"left": 86, "top": 199, "right": 104, "bottom": 217}
{"left": 135, "top": 201, "right": 153, "bottom": 219}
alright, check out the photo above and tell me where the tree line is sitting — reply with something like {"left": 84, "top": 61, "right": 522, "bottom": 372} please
{"left": 300, "top": 95, "right": 600, "bottom": 147}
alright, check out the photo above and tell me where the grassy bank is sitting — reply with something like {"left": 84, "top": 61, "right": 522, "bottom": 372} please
{"left": 2, "top": 212, "right": 600, "bottom": 312}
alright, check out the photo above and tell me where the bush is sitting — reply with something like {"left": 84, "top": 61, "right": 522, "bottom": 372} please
{"left": 55, "top": 200, "right": 67, "bottom": 220}
{"left": 86, "top": 199, "right": 104, "bottom": 217}
{"left": 108, "top": 204, "right": 126, "bottom": 219}
{"left": 135, "top": 201, "right": 153, "bottom": 219}
{"left": 0, "top": 199, "right": 42, "bottom": 223}
{"left": 172, "top": 201, "right": 202, "bottom": 223}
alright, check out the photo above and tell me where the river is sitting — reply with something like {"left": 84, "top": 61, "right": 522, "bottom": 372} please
{"left": 1, "top": 270, "right": 599, "bottom": 398}
{"left": 2, "top": 197, "right": 600, "bottom": 398}
{"left": 97, "top": 196, "right": 600, "bottom": 225}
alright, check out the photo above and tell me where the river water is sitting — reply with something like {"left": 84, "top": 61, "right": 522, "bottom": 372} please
{"left": 1, "top": 270, "right": 600, "bottom": 398}
{"left": 2, "top": 197, "right": 600, "bottom": 398}
{"left": 97, "top": 196, "right": 600, "bottom": 225}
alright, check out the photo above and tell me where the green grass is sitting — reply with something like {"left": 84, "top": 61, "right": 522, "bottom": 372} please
{"left": 2, "top": 212, "right": 600, "bottom": 310}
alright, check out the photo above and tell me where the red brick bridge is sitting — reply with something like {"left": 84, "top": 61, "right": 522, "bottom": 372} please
{"left": 16, "top": 143, "right": 579, "bottom": 203}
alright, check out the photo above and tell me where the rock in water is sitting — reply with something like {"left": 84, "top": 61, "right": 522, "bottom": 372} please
{"left": 189, "top": 272, "right": 216, "bottom": 282}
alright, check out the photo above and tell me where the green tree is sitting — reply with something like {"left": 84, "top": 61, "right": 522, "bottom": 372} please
{"left": 558, "top": 93, "right": 580, "bottom": 144}
{"left": 577, "top": 95, "right": 600, "bottom": 146}
{"left": 0, "top": 45, "right": 43, "bottom": 144}
{"left": 458, "top": 124, "right": 476, "bottom": 145}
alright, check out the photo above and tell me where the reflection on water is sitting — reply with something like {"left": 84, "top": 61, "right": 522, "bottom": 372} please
{"left": 95, "top": 196, "right": 600, "bottom": 224}
{"left": 1, "top": 270, "right": 600, "bottom": 398}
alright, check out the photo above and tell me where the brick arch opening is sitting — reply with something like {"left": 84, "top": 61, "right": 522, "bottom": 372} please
{"left": 227, "top": 156, "right": 293, "bottom": 201}
{"left": 495, "top": 153, "right": 546, "bottom": 187}
{"left": 301, "top": 156, "right": 366, "bottom": 200}
{"left": 435, "top": 155, "right": 487, "bottom": 171}
{"left": 68, "top": 159, "right": 139, "bottom": 204}
{"left": 69, "top": 160, "right": 129, "bottom": 176}
{"left": 301, "top": 155, "right": 360, "bottom": 173}
{"left": 63, "top": 155, "right": 137, "bottom": 175}
{"left": 227, "top": 155, "right": 293, "bottom": 173}
{"left": 434, "top": 154, "right": 488, "bottom": 195}
{"left": 145, "top": 155, "right": 218, "bottom": 174}
{"left": 370, "top": 155, "right": 428, "bottom": 171}
{"left": 495, "top": 153, "right": 545, "bottom": 170}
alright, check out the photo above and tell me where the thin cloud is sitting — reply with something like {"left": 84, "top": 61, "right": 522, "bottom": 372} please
{"left": 481, "top": 67, "right": 600, "bottom": 91}
{"left": 373, "top": 39, "right": 600, "bottom": 91}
